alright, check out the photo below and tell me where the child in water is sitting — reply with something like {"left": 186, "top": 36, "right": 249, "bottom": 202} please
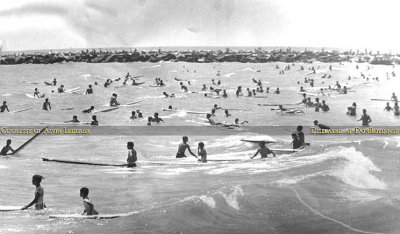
{"left": 250, "top": 142, "right": 276, "bottom": 159}
{"left": 80, "top": 187, "right": 99, "bottom": 215}
{"left": 22, "top": 175, "right": 45, "bottom": 210}
{"left": 197, "top": 142, "right": 207, "bottom": 163}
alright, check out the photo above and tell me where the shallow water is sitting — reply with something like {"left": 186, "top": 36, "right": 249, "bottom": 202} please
{"left": 0, "top": 62, "right": 400, "bottom": 233}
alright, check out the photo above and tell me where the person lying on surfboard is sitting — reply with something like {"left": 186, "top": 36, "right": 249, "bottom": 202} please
{"left": 176, "top": 136, "right": 197, "bottom": 158}
{"left": 82, "top": 106, "right": 95, "bottom": 113}
{"left": 0, "top": 139, "right": 14, "bottom": 155}
{"left": 127, "top": 141, "right": 137, "bottom": 167}
{"left": 22, "top": 175, "right": 45, "bottom": 210}
{"left": 80, "top": 187, "right": 98, "bottom": 215}
{"left": 0, "top": 101, "right": 9, "bottom": 112}
{"left": 250, "top": 142, "right": 275, "bottom": 159}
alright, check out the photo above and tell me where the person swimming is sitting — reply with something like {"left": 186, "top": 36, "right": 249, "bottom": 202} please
{"left": 82, "top": 106, "right": 95, "bottom": 113}
{"left": 65, "top": 115, "right": 80, "bottom": 123}
{"left": 197, "top": 142, "right": 207, "bottom": 163}
{"left": 0, "top": 139, "right": 14, "bottom": 155}
{"left": 313, "top": 120, "right": 330, "bottom": 129}
{"left": 126, "top": 141, "right": 137, "bottom": 167}
{"left": 358, "top": 109, "right": 372, "bottom": 126}
{"left": 176, "top": 136, "right": 197, "bottom": 158}
{"left": 22, "top": 175, "right": 45, "bottom": 210}
{"left": 80, "top": 187, "right": 98, "bottom": 215}
{"left": 250, "top": 142, "right": 276, "bottom": 159}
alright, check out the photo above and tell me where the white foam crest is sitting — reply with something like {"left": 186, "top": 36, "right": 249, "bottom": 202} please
{"left": 199, "top": 195, "right": 216, "bottom": 209}
{"left": 218, "top": 186, "right": 244, "bottom": 210}
{"left": 223, "top": 72, "right": 235, "bottom": 77}
{"left": 328, "top": 147, "right": 386, "bottom": 190}
{"left": 0, "top": 165, "right": 7, "bottom": 169}
{"left": 276, "top": 172, "right": 324, "bottom": 185}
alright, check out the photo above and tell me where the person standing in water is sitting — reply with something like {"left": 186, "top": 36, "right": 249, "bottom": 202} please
{"left": 126, "top": 141, "right": 137, "bottom": 167}
{"left": 42, "top": 98, "right": 51, "bottom": 111}
{"left": 22, "top": 175, "right": 45, "bottom": 210}
{"left": 250, "top": 142, "right": 276, "bottom": 159}
{"left": 0, "top": 101, "right": 9, "bottom": 112}
{"left": 0, "top": 139, "right": 14, "bottom": 155}
{"left": 197, "top": 142, "right": 207, "bottom": 163}
{"left": 358, "top": 109, "right": 372, "bottom": 126}
{"left": 176, "top": 136, "right": 197, "bottom": 158}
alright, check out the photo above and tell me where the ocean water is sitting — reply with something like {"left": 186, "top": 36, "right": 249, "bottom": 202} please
{"left": 0, "top": 61, "right": 400, "bottom": 233}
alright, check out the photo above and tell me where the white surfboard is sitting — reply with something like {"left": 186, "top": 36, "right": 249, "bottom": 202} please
{"left": 0, "top": 206, "right": 23, "bottom": 211}
{"left": 49, "top": 212, "right": 136, "bottom": 219}
{"left": 92, "top": 107, "right": 119, "bottom": 113}
{"left": 65, "top": 87, "right": 80, "bottom": 93}
{"left": 241, "top": 136, "right": 276, "bottom": 143}
{"left": 25, "top": 93, "right": 38, "bottom": 99}
{"left": 270, "top": 148, "right": 302, "bottom": 153}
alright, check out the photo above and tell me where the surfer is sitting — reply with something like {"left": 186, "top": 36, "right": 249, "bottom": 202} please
{"left": 296, "top": 125, "right": 305, "bottom": 146}
{"left": 313, "top": 120, "right": 330, "bottom": 129}
{"left": 22, "top": 175, "right": 45, "bottom": 210}
{"left": 197, "top": 142, "right": 207, "bottom": 163}
{"left": 130, "top": 111, "right": 137, "bottom": 119}
{"left": 222, "top": 90, "right": 228, "bottom": 98}
{"left": 384, "top": 102, "right": 393, "bottom": 111}
{"left": 127, "top": 141, "right": 137, "bottom": 167}
{"left": 176, "top": 136, "right": 197, "bottom": 158}
{"left": 274, "top": 88, "right": 280, "bottom": 94}
{"left": 65, "top": 115, "right": 80, "bottom": 123}
{"left": 82, "top": 106, "right": 95, "bottom": 113}
{"left": 33, "top": 88, "right": 45, "bottom": 98}
{"left": 110, "top": 93, "right": 120, "bottom": 106}
{"left": 224, "top": 110, "right": 231, "bottom": 117}
{"left": 0, "top": 101, "right": 9, "bottom": 112}
{"left": 202, "top": 84, "right": 207, "bottom": 91}
{"left": 80, "top": 187, "right": 98, "bottom": 215}
{"left": 250, "top": 142, "right": 276, "bottom": 159}
{"left": 86, "top": 85, "right": 93, "bottom": 94}
{"left": 357, "top": 109, "right": 372, "bottom": 126}
{"left": 291, "top": 133, "right": 301, "bottom": 149}
{"left": 236, "top": 86, "right": 243, "bottom": 97}
{"left": 0, "top": 139, "right": 14, "bottom": 155}
{"left": 42, "top": 98, "right": 51, "bottom": 111}
{"left": 340, "top": 86, "right": 347, "bottom": 94}
{"left": 180, "top": 82, "right": 188, "bottom": 92}
{"left": 57, "top": 85, "right": 65, "bottom": 93}
{"left": 152, "top": 113, "right": 164, "bottom": 123}
{"left": 90, "top": 115, "right": 98, "bottom": 125}
{"left": 346, "top": 102, "right": 357, "bottom": 116}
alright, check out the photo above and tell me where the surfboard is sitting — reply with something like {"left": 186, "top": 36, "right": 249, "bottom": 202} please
{"left": 124, "top": 100, "right": 144, "bottom": 106}
{"left": 0, "top": 206, "right": 23, "bottom": 211}
{"left": 25, "top": 93, "right": 38, "bottom": 99}
{"left": 23, "top": 81, "right": 39, "bottom": 85}
{"left": 65, "top": 87, "right": 80, "bottom": 93}
{"left": 371, "top": 99, "right": 397, "bottom": 102}
{"left": 49, "top": 212, "right": 136, "bottom": 219}
{"left": 132, "top": 82, "right": 145, "bottom": 86}
{"left": 9, "top": 108, "right": 31, "bottom": 114}
{"left": 222, "top": 108, "right": 251, "bottom": 111}
{"left": 241, "top": 136, "right": 276, "bottom": 143}
{"left": 92, "top": 107, "right": 119, "bottom": 113}
{"left": 43, "top": 82, "right": 55, "bottom": 86}
{"left": 8, "top": 126, "right": 48, "bottom": 155}
{"left": 42, "top": 158, "right": 129, "bottom": 167}
{"left": 60, "top": 108, "right": 74, "bottom": 111}
{"left": 270, "top": 148, "right": 302, "bottom": 153}
{"left": 298, "top": 91, "right": 318, "bottom": 96}
{"left": 258, "top": 103, "right": 299, "bottom": 106}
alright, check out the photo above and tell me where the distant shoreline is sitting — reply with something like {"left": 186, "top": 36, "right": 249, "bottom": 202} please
{"left": 0, "top": 47, "right": 397, "bottom": 65}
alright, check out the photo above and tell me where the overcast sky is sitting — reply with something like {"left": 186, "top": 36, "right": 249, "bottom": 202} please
{"left": 0, "top": 0, "right": 399, "bottom": 51}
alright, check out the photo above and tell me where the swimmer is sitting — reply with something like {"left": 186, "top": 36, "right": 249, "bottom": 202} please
{"left": 384, "top": 102, "right": 393, "bottom": 111}
{"left": 86, "top": 85, "right": 93, "bottom": 94}
{"left": 313, "top": 120, "right": 330, "bottom": 129}
{"left": 130, "top": 111, "right": 137, "bottom": 119}
{"left": 90, "top": 115, "right": 98, "bottom": 125}
{"left": 197, "top": 142, "right": 207, "bottom": 163}
{"left": 22, "top": 175, "right": 45, "bottom": 210}
{"left": 176, "top": 136, "right": 197, "bottom": 158}
{"left": 82, "top": 106, "right": 95, "bottom": 113}
{"left": 0, "top": 139, "right": 14, "bottom": 155}
{"left": 321, "top": 100, "right": 329, "bottom": 112}
{"left": 80, "top": 187, "right": 99, "bottom": 215}
{"left": 0, "top": 101, "right": 9, "bottom": 112}
{"left": 250, "top": 142, "right": 275, "bottom": 159}
{"left": 357, "top": 109, "right": 372, "bottom": 126}
{"left": 224, "top": 109, "right": 231, "bottom": 117}
{"left": 65, "top": 115, "right": 80, "bottom": 123}
{"left": 126, "top": 141, "right": 137, "bottom": 167}
{"left": 42, "top": 98, "right": 51, "bottom": 111}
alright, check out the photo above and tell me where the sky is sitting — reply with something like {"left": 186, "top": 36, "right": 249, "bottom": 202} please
{"left": 0, "top": 0, "right": 399, "bottom": 52}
